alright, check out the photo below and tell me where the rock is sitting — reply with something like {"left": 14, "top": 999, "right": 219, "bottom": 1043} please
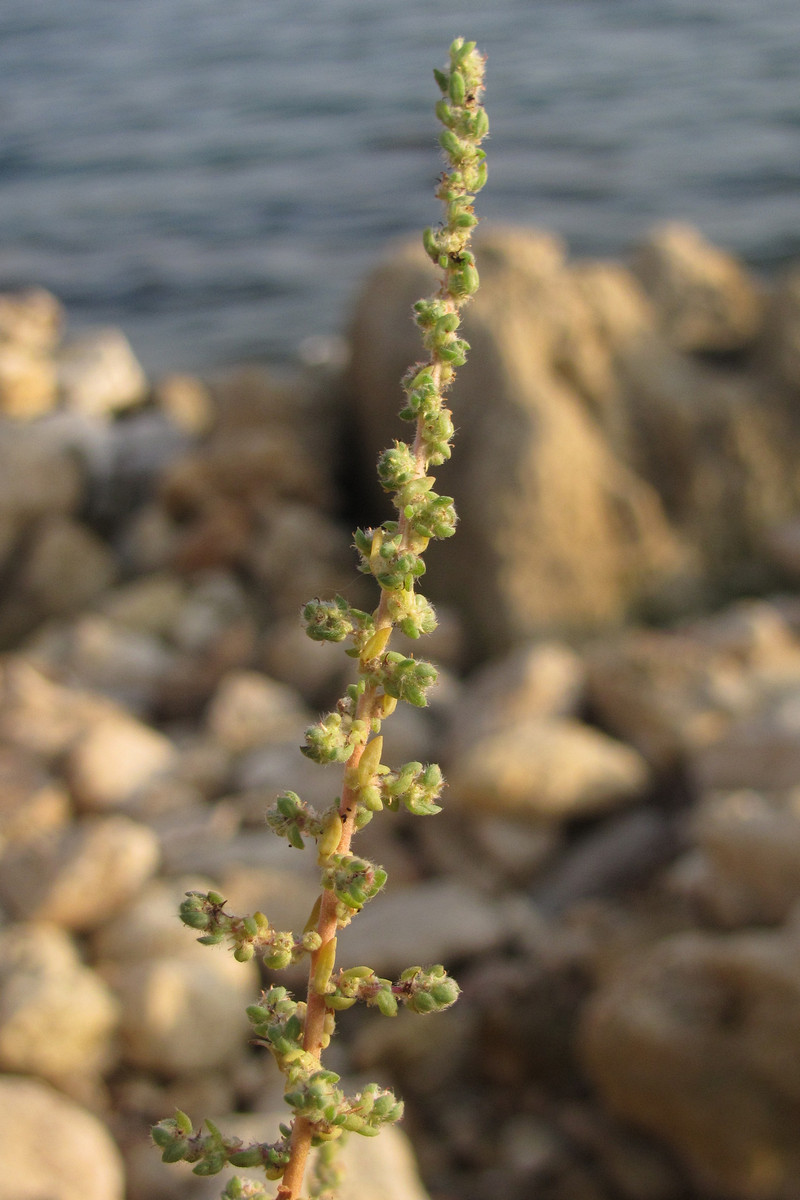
{"left": 245, "top": 502, "right": 359, "bottom": 617}
{"left": 631, "top": 222, "right": 763, "bottom": 353}
{"left": 28, "top": 613, "right": 176, "bottom": 712}
{"left": 107, "top": 948, "right": 257, "bottom": 1075}
{"left": 585, "top": 601, "right": 800, "bottom": 768}
{"left": 97, "top": 572, "right": 188, "bottom": 638}
{"left": 0, "top": 423, "right": 83, "bottom": 526}
{"left": 0, "top": 815, "right": 160, "bottom": 930}
{"left": 0, "top": 344, "right": 58, "bottom": 418}
{"left": 0, "top": 744, "right": 70, "bottom": 853}
{"left": 447, "top": 716, "right": 649, "bottom": 822}
{"left": 261, "top": 615, "right": 352, "bottom": 707}
{"left": 471, "top": 814, "right": 561, "bottom": 884}
{"left": 691, "top": 788, "right": 800, "bottom": 923}
{"left": 337, "top": 879, "right": 506, "bottom": 976}
{"left": 531, "top": 808, "right": 681, "bottom": 915}
{"left": 153, "top": 372, "right": 215, "bottom": 435}
{"left": 444, "top": 640, "right": 585, "bottom": 761}
{"left": 65, "top": 712, "right": 177, "bottom": 809}
{"left": 0, "top": 286, "right": 62, "bottom": 350}
{"left": 13, "top": 514, "right": 117, "bottom": 618}
{"left": 0, "top": 657, "right": 116, "bottom": 760}
{"left": 0, "top": 923, "right": 119, "bottom": 1086}
{"left": 57, "top": 327, "right": 148, "bottom": 416}
{"left": 234, "top": 737, "right": 347, "bottom": 813}
{"left": 349, "top": 227, "right": 688, "bottom": 657}
{"left": 92, "top": 876, "right": 222, "bottom": 964}
{"left": 763, "top": 263, "right": 800, "bottom": 391}
{"left": 579, "top": 924, "right": 800, "bottom": 1199}
{"left": 204, "top": 669, "right": 312, "bottom": 754}
{"left": 0, "top": 1074, "right": 125, "bottom": 1200}
{"left": 691, "top": 694, "right": 800, "bottom": 792}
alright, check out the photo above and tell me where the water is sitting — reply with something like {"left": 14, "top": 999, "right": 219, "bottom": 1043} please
{"left": 1, "top": 0, "right": 799, "bottom": 374}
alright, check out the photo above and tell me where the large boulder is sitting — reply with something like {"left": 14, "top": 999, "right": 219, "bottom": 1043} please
{"left": 348, "top": 228, "right": 687, "bottom": 658}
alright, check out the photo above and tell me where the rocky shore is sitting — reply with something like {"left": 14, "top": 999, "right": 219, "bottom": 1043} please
{"left": 2, "top": 222, "right": 800, "bottom": 1200}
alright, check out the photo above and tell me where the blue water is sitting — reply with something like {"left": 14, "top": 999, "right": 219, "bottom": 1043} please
{"left": 1, "top": 0, "right": 799, "bottom": 374}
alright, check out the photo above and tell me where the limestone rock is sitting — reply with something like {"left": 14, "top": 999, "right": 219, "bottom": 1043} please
{"left": 691, "top": 694, "right": 800, "bottom": 792}
{"left": 349, "top": 227, "right": 688, "bottom": 657}
{"left": 108, "top": 948, "right": 257, "bottom": 1075}
{"left": 444, "top": 640, "right": 585, "bottom": 761}
{"left": 337, "top": 879, "right": 506, "bottom": 976}
{"left": 0, "top": 287, "right": 62, "bottom": 350}
{"left": 0, "top": 923, "right": 119, "bottom": 1086}
{"left": 585, "top": 601, "right": 800, "bottom": 768}
{"left": 631, "top": 222, "right": 763, "bottom": 353}
{"left": 65, "top": 711, "right": 177, "bottom": 809}
{"left": 447, "top": 716, "right": 649, "bottom": 822}
{"left": 579, "top": 925, "right": 800, "bottom": 1199}
{"left": 57, "top": 327, "right": 148, "bottom": 416}
{"left": 14, "top": 515, "right": 117, "bottom": 618}
{"left": 0, "top": 423, "right": 83, "bottom": 525}
{"left": 204, "top": 669, "right": 311, "bottom": 753}
{"left": 0, "top": 744, "right": 70, "bottom": 853}
{"left": 0, "top": 657, "right": 116, "bottom": 760}
{"left": 0, "top": 344, "right": 58, "bottom": 418}
{"left": 0, "top": 815, "right": 160, "bottom": 930}
{"left": 0, "top": 1075, "right": 125, "bottom": 1200}
{"left": 28, "top": 613, "right": 176, "bottom": 712}
{"left": 763, "top": 263, "right": 800, "bottom": 391}
{"left": 691, "top": 788, "right": 800, "bottom": 924}
{"left": 153, "top": 372, "right": 215, "bottom": 435}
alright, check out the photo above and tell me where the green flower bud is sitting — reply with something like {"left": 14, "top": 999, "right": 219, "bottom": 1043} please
{"left": 375, "top": 988, "right": 398, "bottom": 1017}
{"left": 228, "top": 1147, "right": 264, "bottom": 1169}
{"left": 432, "top": 66, "right": 448, "bottom": 93}
{"left": 234, "top": 943, "right": 254, "bottom": 963}
{"left": 192, "top": 1151, "right": 226, "bottom": 1176}
{"left": 448, "top": 69, "right": 465, "bottom": 105}
{"left": 161, "top": 1139, "right": 190, "bottom": 1164}
{"left": 422, "top": 226, "right": 439, "bottom": 263}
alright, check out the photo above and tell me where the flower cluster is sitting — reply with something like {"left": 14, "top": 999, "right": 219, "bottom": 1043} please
{"left": 154, "top": 37, "right": 487, "bottom": 1200}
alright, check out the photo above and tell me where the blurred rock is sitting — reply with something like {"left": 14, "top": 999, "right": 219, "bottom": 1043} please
{"left": 763, "top": 263, "right": 800, "bottom": 391}
{"left": 0, "top": 344, "right": 58, "bottom": 418}
{"left": 13, "top": 514, "right": 117, "bottom": 618}
{"left": 65, "top": 711, "right": 177, "bottom": 809}
{"left": 0, "top": 815, "right": 160, "bottom": 930}
{"left": 204, "top": 668, "right": 311, "bottom": 753}
{"left": 444, "top": 639, "right": 585, "bottom": 761}
{"left": 691, "top": 788, "right": 800, "bottom": 923}
{"left": 580, "top": 924, "right": 800, "bottom": 1199}
{"left": 0, "top": 923, "right": 119, "bottom": 1087}
{"left": 107, "top": 948, "right": 257, "bottom": 1075}
{"left": 261, "top": 614, "right": 351, "bottom": 706}
{"left": 0, "top": 286, "right": 62, "bottom": 350}
{"left": 631, "top": 222, "right": 763, "bottom": 353}
{"left": 691, "top": 692, "right": 800, "bottom": 792}
{"left": 0, "top": 743, "right": 70, "bottom": 852}
{"left": 448, "top": 716, "right": 649, "bottom": 822}
{"left": 27, "top": 613, "right": 176, "bottom": 712}
{"left": 153, "top": 372, "right": 215, "bottom": 435}
{"left": 586, "top": 599, "right": 800, "bottom": 768}
{"left": 337, "top": 879, "right": 507, "bottom": 976}
{"left": 57, "top": 327, "right": 148, "bottom": 416}
{"left": 0, "top": 1074, "right": 125, "bottom": 1200}
{"left": 0, "top": 657, "right": 115, "bottom": 760}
